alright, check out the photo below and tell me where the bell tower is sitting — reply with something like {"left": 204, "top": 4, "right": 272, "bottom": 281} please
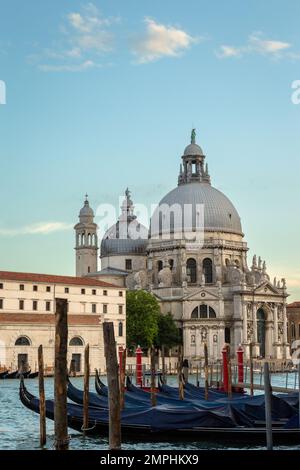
{"left": 74, "top": 195, "right": 98, "bottom": 277}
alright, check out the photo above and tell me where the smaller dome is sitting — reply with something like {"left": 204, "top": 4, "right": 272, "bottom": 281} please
{"left": 80, "top": 200, "right": 94, "bottom": 218}
{"left": 78, "top": 196, "right": 95, "bottom": 224}
{"left": 184, "top": 143, "right": 204, "bottom": 156}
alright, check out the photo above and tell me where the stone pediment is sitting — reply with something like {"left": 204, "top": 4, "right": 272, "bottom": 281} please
{"left": 183, "top": 288, "right": 220, "bottom": 301}
{"left": 254, "top": 281, "right": 282, "bottom": 296}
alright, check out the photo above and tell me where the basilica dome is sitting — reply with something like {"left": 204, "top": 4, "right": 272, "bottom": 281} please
{"left": 150, "top": 131, "right": 243, "bottom": 238}
{"left": 100, "top": 189, "right": 148, "bottom": 258}
{"left": 150, "top": 182, "right": 242, "bottom": 237}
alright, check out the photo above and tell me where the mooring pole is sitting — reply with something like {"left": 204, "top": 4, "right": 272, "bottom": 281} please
{"left": 83, "top": 344, "right": 90, "bottom": 435}
{"left": 298, "top": 362, "right": 300, "bottom": 431}
{"left": 150, "top": 346, "right": 157, "bottom": 406}
{"left": 54, "top": 298, "right": 69, "bottom": 450}
{"left": 103, "top": 322, "right": 121, "bottom": 450}
{"left": 196, "top": 364, "right": 199, "bottom": 387}
{"left": 227, "top": 345, "right": 232, "bottom": 399}
{"left": 250, "top": 342, "right": 254, "bottom": 397}
{"left": 177, "top": 344, "right": 184, "bottom": 400}
{"left": 264, "top": 362, "right": 273, "bottom": 450}
{"left": 135, "top": 346, "right": 142, "bottom": 387}
{"left": 161, "top": 344, "right": 166, "bottom": 384}
{"left": 222, "top": 344, "right": 229, "bottom": 392}
{"left": 38, "top": 345, "right": 46, "bottom": 447}
{"left": 120, "top": 347, "right": 126, "bottom": 410}
{"left": 204, "top": 343, "right": 209, "bottom": 400}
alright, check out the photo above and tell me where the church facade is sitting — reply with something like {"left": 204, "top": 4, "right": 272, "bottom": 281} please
{"left": 76, "top": 131, "right": 289, "bottom": 362}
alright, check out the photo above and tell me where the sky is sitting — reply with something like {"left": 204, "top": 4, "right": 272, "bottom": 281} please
{"left": 0, "top": 0, "right": 300, "bottom": 300}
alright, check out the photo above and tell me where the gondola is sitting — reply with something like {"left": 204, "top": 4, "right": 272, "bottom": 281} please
{"left": 4, "top": 370, "right": 19, "bottom": 379}
{"left": 19, "top": 378, "right": 300, "bottom": 442}
{"left": 28, "top": 371, "right": 39, "bottom": 379}
{"left": 0, "top": 370, "right": 8, "bottom": 379}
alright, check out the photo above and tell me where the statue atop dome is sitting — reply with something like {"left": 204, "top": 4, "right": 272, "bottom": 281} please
{"left": 191, "top": 128, "right": 196, "bottom": 144}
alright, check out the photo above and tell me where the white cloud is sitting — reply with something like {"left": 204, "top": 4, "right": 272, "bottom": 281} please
{"left": 216, "top": 32, "right": 292, "bottom": 59}
{"left": 36, "top": 3, "right": 118, "bottom": 72}
{"left": 39, "top": 60, "right": 99, "bottom": 72}
{"left": 216, "top": 45, "right": 242, "bottom": 58}
{"left": 132, "top": 18, "right": 197, "bottom": 63}
{"left": 0, "top": 222, "right": 72, "bottom": 237}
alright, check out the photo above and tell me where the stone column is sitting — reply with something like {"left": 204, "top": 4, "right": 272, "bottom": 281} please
{"left": 283, "top": 303, "right": 290, "bottom": 359}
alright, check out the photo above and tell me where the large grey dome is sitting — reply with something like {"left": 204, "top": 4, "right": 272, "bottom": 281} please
{"left": 151, "top": 182, "right": 243, "bottom": 237}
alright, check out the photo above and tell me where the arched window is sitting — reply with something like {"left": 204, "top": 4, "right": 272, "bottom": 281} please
{"left": 15, "top": 336, "right": 31, "bottom": 346}
{"left": 203, "top": 258, "right": 213, "bottom": 284}
{"left": 291, "top": 322, "right": 296, "bottom": 340}
{"left": 199, "top": 304, "right": 208, "bottom": 318}
{"left": 69, "top": 336, "right": 84, "bottom": 346}
{"left": 118, "top": 322, "right": 123, "bottom": 337}
{"left": 81, "top": 233, "right": 85, "bottom": 245}
{"left": 209, "top": 307, "right": 216, "bottom": 318}
{"left": 191, "top": 334, "right": 196, "bottom": 344}
{"left": 157, "top": 260, "right": 163, "bottom": 271}
{"left": 186, "top": 258, "right": 197, "bottom": 284}
{"left": 169, "top": 259, "right": 174, "bottom": 270}
{"left": 88, "top": 233, "right": 91, "bottom": 245}
{"left": 191, "top": 307, "right": 198, "bottom": 319}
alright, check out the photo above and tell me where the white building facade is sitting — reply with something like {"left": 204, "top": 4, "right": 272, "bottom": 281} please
{"left": 0, "top": 271, "right": 126, "bottom": 373}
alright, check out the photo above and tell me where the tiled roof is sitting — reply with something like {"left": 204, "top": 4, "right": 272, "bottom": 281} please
{"left": 287, "top": 302, "right": 300, "bottom": 308}
{"left": 0, "top": 271, "right": 120, "bottom": 288}
{"left": 0, "top": 313, "right": 101, "bottom": 325}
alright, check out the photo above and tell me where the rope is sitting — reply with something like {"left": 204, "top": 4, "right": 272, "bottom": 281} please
{"left": 81, "top": 420, "right": 96, "bottom": 432}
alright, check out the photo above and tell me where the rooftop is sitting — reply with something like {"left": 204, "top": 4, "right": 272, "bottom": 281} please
{"left": 0, "top": 271, "right": 120, "bottom": 289}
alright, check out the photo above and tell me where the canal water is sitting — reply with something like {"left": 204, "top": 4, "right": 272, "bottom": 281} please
{"left": 0, "top": 374, "right": 299, "bottom": 450}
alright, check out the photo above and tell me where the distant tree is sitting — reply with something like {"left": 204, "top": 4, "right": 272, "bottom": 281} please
{"left": 155, "top": 313, "right": 181, "bottom": 350}
{"left": 126, "top": 290, "right": 160, "bottom": 350}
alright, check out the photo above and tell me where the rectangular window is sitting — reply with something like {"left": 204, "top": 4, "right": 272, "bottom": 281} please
{"left": 92, "top": 303, "right": 97, "bottom": 313}
{"left": 65, "top": 287, "right": 69, "bottom": 294}
{"left": 33, "top": 300, "right": 38, "bottom": 311}
{"left": 118, "top": 305, "right": 123, "bottom": 314}
{"left": 125, "top": 259, "right": 132, "bottom": 270}
{"left": 19, "top": 284, "right": 24, "bottom": 291}
{"left": 103, "top": 304, "right": 108, "bottom": 314}
{"left": 119, "top": 291, "right": 123, "bottom": 297}
{"left": 46, "top": 286, "right": 51, "bottom": 292}
{"left": 81, "top": 288, "right": 86, "bottom": 295}
{"left": 19, "top": 300, "right": 24, "bottom": 310}
{"left": 46, "top": 301, "right": 51, "bottom": 312}
{"left": 0, "top": 283, "right": 3, "bottom": 289}
{"left": 103, "top": 290, "right": 107, "bottom": 296}
{"left": 92, "top": 289, "right": 96, "bottom": 295}
{"left": 0, "top": 299, "right": 3, "bottom": 309}
{"left": 33, "top": 285, "right": 38, "bottom": 292}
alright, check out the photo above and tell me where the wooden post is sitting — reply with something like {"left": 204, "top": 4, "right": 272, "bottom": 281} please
{"left": 120, "top": 348, "right": 126, "bottom": 410}
{"left": 204, "top": 343, "right": 209, "bottom": 400}
{"left": 177, "top": 345, "right": 184, "bottom": 400}
{"left": 150, "top": 346, "right": 157, "bottom": 406}
{"left": 264, "top": 362, "right": 273, "bottom": 450}
{"left": 298, "top": 363, "right": 300, "bottom": 431}
{"left": 103, "top": 322, "right": 121, "bottom": 450}
{"left": 196, "top": 365, "right": 199, "bottom": 387}
{"left": 249, "top": 343, "right": 254, "bottom": 397}
{"left": 54, "top": 298, "right": 69, "bottom": 450}
{"left": 227, "top": 345, "right": 232, "bottom": 399}
{"left": 83, "top": 344, "right": 90, "bottom": 435}
{"left": 161, "top": 344, "right": 166, "bottom": 384}
{"left": 38, "top": 345, "right": 46, "bottom": 447}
